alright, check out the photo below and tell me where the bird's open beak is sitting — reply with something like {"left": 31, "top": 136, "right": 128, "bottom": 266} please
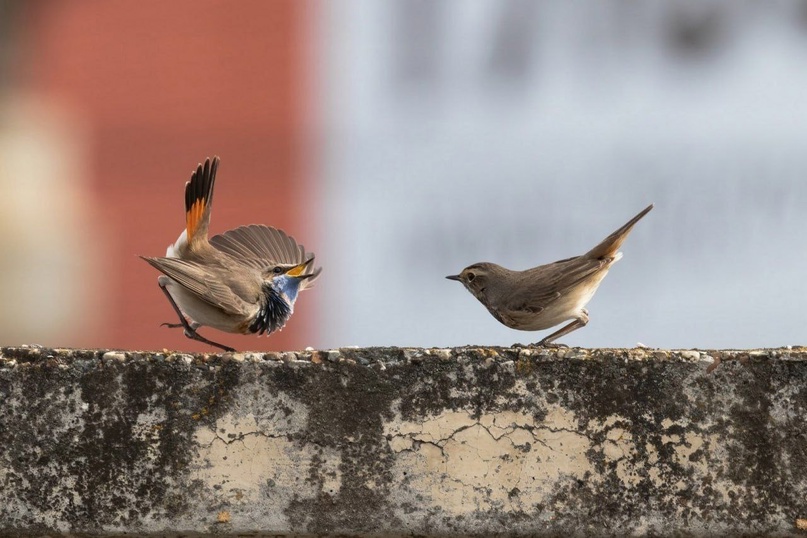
{"left": 445, "top": 274, "right": 461, "bottom": 281}
{"left": 287, "top": 259, "right": 312, "bottom": 278}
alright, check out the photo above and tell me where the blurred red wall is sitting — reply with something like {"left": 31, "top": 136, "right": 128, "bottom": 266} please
{"left": 16, "top": 1, "right": 320, "bottom": 351}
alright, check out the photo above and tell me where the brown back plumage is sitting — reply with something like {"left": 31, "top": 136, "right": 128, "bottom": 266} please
{"left": 584, "top": 203, "right": 653, "bottom": 260}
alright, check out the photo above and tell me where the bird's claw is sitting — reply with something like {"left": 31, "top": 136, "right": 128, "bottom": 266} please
{"left": 533, "top": 341, "right": 569, "bottom": 349}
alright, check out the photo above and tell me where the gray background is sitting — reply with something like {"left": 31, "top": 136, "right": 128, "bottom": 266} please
{"left": 316, "top": 0, "right": 807, "bottom": 349}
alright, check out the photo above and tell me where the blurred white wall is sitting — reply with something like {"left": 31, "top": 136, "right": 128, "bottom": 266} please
{"left": 316, "top": 0, "right": 807, "bottom": 349}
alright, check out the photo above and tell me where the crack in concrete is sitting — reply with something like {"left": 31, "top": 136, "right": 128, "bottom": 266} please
{"left": 203, "top": 429, "right": 289, "bottom": 448}
{"left": 392, "top": 417, "right": 592, "bottom": 456}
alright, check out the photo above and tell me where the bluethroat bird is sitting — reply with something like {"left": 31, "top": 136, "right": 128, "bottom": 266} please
{"left": 447, "top": 204, "right": 653, "bottom": 346}
{"left": 141, "top": 156, "right": 321, "bottom": 352}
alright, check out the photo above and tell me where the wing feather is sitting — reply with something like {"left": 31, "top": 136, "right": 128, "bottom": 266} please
{"left": 209, "top": 225, "right": 321, "bottom": 289}
{"left": 507, "top": 255, "right": 611, "bottom": 311}
{"left": 210, "top": 225, "right": 306, "bottom": 266}
{"left": 140, "top": 256, "right": 246, "bottom": 315}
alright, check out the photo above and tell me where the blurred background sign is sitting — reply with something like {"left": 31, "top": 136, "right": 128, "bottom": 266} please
{"left": 1, "top": 0, "right": 805, "bottom": 351}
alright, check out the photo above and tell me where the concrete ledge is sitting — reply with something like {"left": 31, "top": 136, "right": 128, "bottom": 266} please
{"left": 1, "top": 345, "right": 806, "bottom": 537}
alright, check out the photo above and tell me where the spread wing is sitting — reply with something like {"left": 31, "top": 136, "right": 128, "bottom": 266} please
{"left": 210, "top": 225, "right": 305, "bottom": 266}
{"left": 140, "top": 256, "right": 251, "bottom": 315}
{"left": 209, "top": 225, "right": 321, "bottom": 288}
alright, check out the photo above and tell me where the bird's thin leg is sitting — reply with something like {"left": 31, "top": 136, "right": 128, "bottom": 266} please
{"left": 182, "top": 328, "right": 236, "bottom": 353}
{"left": 157, "top": 282, "right": 236, "bottom": 353}
{"left": 161, "top": 320, "right": 200, "bottom": 330}
{"left": 157, "top": 282, "right": 193, "bottom": 329}
{"left": 536, "top": 310, "right": 589, "bottom": 347}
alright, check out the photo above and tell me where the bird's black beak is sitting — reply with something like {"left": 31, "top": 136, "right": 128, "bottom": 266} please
{"left": 446, "top": 274, "right": 461, "bottom": 281}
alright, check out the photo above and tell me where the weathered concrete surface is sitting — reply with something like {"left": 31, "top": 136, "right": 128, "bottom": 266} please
{"left": 1, "top": 345, "right": 806, "bottom": 537}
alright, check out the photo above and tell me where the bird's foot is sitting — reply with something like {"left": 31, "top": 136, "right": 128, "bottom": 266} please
{"left": 532, "top": 341, "right": 569, "bottom": 349}
{"left": 182, "top": 327, "right": 235, "bottom": 352}
{"left": 155, "top": 281, "right": 233, "bottom": 352}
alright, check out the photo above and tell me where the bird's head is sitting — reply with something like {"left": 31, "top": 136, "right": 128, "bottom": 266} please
{"left": 263, "top": 257, "right": 318, "bottom": 305}
{"left": 446, "top": 262, "right": 499, "bottom": 301}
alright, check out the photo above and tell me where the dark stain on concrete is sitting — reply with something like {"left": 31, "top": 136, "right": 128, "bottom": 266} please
{"left": 396, "top": 348, "right": 523, "bottom": 421}
{"left": 274, "top": 360, "right": 403, "bottom": 534}
{"left": 0, "top": 347, "right": 242, "bottom": 533}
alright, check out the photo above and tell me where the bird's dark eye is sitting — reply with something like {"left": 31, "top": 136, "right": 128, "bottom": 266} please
{"left": 273, "top": 266, "right": 283, "bottom": 275}
{"left": 466, "top": 272, "right": 475, "bottom": 282}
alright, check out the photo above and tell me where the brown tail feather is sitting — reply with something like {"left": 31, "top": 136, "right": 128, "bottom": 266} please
{"left": 585, "top": 203, "right": 653, "bottom": 260}
{"left": 185, "top": 156, "right": 219, "bottom": 245}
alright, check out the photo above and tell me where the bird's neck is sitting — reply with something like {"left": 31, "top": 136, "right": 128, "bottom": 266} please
{"left": 274, "top": 275, "right": 301, "bottom": 304}
{"left": 249, "top": 284, "right": 292, "bottom": 336}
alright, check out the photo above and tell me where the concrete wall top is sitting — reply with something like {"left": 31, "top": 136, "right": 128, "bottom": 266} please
{"left": 1, "top": 345, "right": 806, "bottom": 537}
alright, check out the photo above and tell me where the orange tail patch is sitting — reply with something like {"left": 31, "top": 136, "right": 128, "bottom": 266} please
{"left": 186, "top": 198, "right": 207, "bottom": 241}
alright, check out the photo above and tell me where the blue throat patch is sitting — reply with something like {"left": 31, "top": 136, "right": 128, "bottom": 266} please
{"left": 249, "top": 283, "right": 292, "bottom": 336}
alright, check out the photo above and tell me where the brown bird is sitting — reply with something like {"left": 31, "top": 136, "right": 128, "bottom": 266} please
{"left": 141, "top": 156, "right": 321, "bottom": 352}
{"left": 446, "top": 204, "right": 653, "bottom": 346}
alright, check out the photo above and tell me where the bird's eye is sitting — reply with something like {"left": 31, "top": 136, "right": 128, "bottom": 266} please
{"left": 273, "top": 266, "right": 283, "bottom": 275}
{"left": 466, "top": 272, "right": 475, "bottom": 282}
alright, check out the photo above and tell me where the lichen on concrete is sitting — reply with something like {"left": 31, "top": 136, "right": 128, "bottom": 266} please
{"left": 0, "top": 345, "right": 806, "bottom": 536}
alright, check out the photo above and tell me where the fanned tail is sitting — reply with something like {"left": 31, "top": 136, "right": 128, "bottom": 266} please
{"left": 185, "top": 156, "right": 219, "bottom": 246}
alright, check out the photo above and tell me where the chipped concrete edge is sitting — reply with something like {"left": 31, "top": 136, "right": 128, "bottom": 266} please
{"left": 3, "top": 343, "right": 804, "bottom": 367}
